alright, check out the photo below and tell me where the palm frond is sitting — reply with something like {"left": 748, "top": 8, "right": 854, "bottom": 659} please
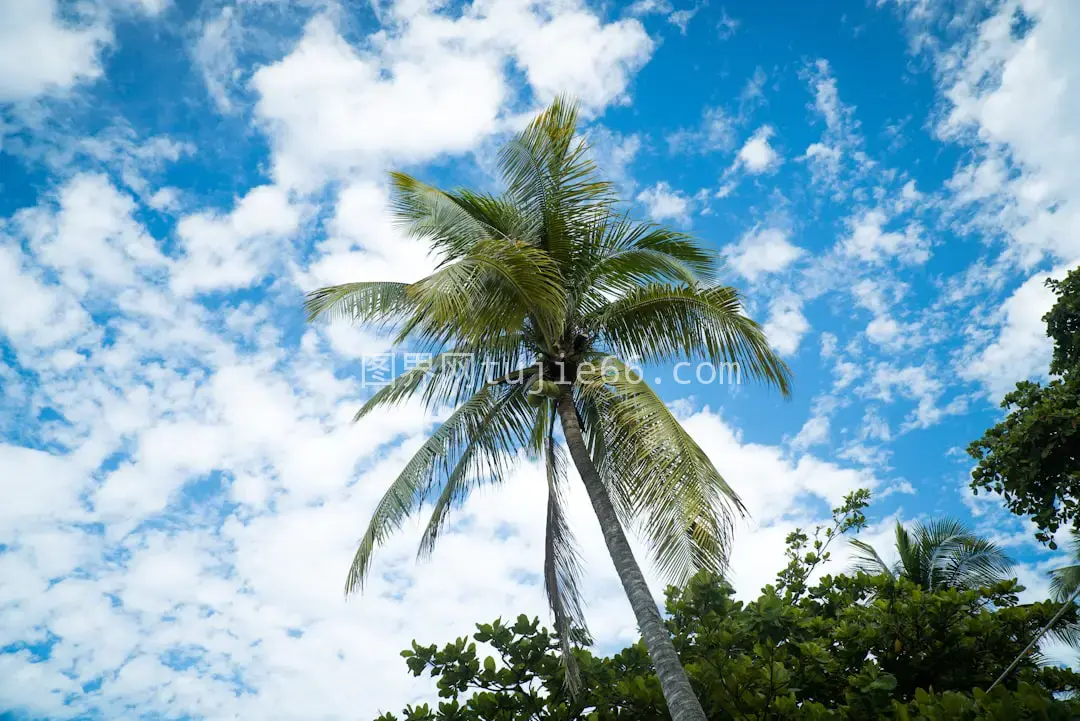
{"left": 941, "top": 537, "right": 1013, "bottom": 590}
{"left": 352, "top": 338, "right": 528, "bottom": 421}
{"left": 849, "top": 538, "right": 894, "bottom": 579}
{"left": 894, "top": 523, "right": 926, "bottom": 587}
{"left": 1049, "top": 530, "right": 1080, "bottom": 602}
{"left": 400, "top": 238, "right": 566, "bottom": 350}
{"left": 445, "top": 188, "right": 543, "bottom": 247}
{"left": 416, "top": 385, "right": 534, "bottom": 558}
{"left": 573, "top": 386, "right": 634, "bottom": 525}
{"left": 543, "top": 419, "right": 587, "bottom": 692}
{"left": 304, "top": 281, "right": 412, "bottom": 325}
{"left": 344, "top": 386, "right": 529, "bottom": 595}
{"left": 390, "top": 172, "right": 503, "bottom": 260}
{"left": 499, "top": 95, "right": 615, "bottom": 269}
{"left": 1050, "top": 564, "right": 1080, "bottom": 603}
{"left": 578, "top": 216, "right": 714, "bottom": 302}
{"left": 578, "top": 357, "right": 743, "bottom": 584}
{"left": 1043, "top": 618, "right": 1080, "bottom": 648}
{"left": 589, "top": 283, "right": 792, "bottom": 395}
{"left": 910, "top": 518, "right": 1012, "bottom": 590}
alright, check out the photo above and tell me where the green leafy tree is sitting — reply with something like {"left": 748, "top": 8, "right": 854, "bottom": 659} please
{"left": 968, "top": 266, "right": 1080, "bottom": 549}
{"left": 372, "top": 531, "right": 1080, "bottom": 720}
{"left": 849, "top": 518, "right": 1013, "bottom": 591}
{"left": 306, "top": 97, "right": 791, "bottom": 721}
{"left": 775, "top": 489, "right": 870, "bottom": 601}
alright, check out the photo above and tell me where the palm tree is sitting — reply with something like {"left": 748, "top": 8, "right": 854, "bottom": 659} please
{"left": 989, "top": 529, "right": 1080, "bottom": 690}
{"left": 1049, "top": 529, "right": 1080, "bottom": 602}
{"left": 850, "top": 518, "right": 1013, "bottom": 591}
{"left": 305, "top": 97, "right": 790, "bottom": 721}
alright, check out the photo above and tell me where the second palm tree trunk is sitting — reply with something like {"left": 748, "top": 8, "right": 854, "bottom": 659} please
{"left": 556, "top": 390, "right": 708, "bottom": 721}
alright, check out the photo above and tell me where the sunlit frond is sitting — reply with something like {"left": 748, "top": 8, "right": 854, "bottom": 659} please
{"left": 397, "top": 238, "right": 566, "bottom": 350}
{"left": 445, "top": 188, "right": 543, "bottom": 247}
{"left": 499, "top": 95, "right": 615, "bottom": 270}
{"left": 914, "top": 518, "right": 1012, "bottom": 590}
{"left": 578, "top": 358, "right": 743, "bottom": 584}
{"left": 589, "top": 283, "right": 792, "bottom": 395}
{"left": 851, "top": 519, "right": 1013, "bottom": 591}
{"left": 304, "top": 281, "right": 412, "bottom": 325}
{"left": 577, "top": 216, "right": 714, "bottom": 303}
{"left": 894, "top": 524, "right": 924, "bottom": 587}
{"left": 390, "top": 172, "right": 502, "bottom": 260}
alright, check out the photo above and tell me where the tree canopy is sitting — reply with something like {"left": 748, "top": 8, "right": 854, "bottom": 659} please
{"left": 373, "top": 565, "right": 1080, "bottom": 720}
{"left": 968, "top": 266, "right": 1080, "bottom": 549}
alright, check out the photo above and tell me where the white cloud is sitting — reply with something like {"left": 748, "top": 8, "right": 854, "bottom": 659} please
{"left": 802, "top": 141, "right": 841, "bottom": 179}
{"left": 147, "top": 187, "right": 180, "bottom": 211}
{"left": 589, "top": 127, "right": 643, "bottom": 195}
{"left": 0, "top": 246, "right": 90, "bottom": 351}
{"left": 252, "top": 6, "right": 652, "bottom": 189}
{"left": 939, "top": 0, "right": 1080, "bottom": 267}
{"left": 841, "top": 209, "right": 928, "bottom": 264}
{"left": 0, "top": 445, "right": 91, "bottom": 527}
{"left": 252, "top": 15, "right": 505, "bottom": 190}
{"left": 866, "top": 316, "right": 902, "bottom": 345}
{"left": 666, "top": 106, "right": 735, "bottom": 154}
{"left": 0, "top": 0, "right": 166, "bottom": 104}
{"left": 0, "top": 0, "right": 107, "bottom": 102}
{"left": 173, "top": 185, "right": 302, "bottom": 295}
{"left": 304, "top": 180, "right": 436, "bottom": 289}
{"left": 725, "top": 227, "right": 804, "bottom": 281}
{"left": 636, "top": 181, "right": 692, "bottom": 225}
{"left": 736, "top": 125, "right": 781, "bottom": 174}
{"left": 851, "top": 278, "right": 921, "bottom": 349}
{"left": 799, "top": 59, "right": 870, "bottom": 195}
{"left": 627, "top": 0, "right": 698, "bottom": 33}
{"left": 865, "top": 363, "right": 967, "bottom": 431}
{"left": 791, "top": 414, "right": 830, "bottom": 451}
{"left": 717, "top": 7, "right": 740, "bottom": 40}
{"left": 192, "top": 6, "right": 242, "bottom": 113}
{"left": 667, "top": 7, "right": 698, "bottom": 34}
{"left": 961, "top": 268, "right": 1059, "bottom": 400}
{"left": 19, "top": 174, "right": 167, "bottom": 295}
{"left": 763, "top": 295, "right": 809, "bottom": 356}
{"left": 515, "top": 10, "right": 653, "bottom": 106}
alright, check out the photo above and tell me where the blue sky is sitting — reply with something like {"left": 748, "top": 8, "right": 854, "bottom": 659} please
{"left": 2, "top": 0, "right": 1079, "bottom": 718}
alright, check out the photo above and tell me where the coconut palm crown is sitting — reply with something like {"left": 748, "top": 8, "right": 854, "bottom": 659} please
{"left": 850, "top": 518, "right": 1014, "bottom": 591}
{"left": 306, "top": 97, "right": 791, "bottom": 720}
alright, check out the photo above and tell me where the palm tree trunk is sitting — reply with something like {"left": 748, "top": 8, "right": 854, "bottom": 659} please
{"left": 556, "top": 389, "right": 708, "bottom": 721}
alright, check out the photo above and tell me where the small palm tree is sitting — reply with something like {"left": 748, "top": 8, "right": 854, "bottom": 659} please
{"left": 850, "top": 518, "right": 1013, "bottom": 591}
{"left": 989, "top": 529, "right": 1080, "bottom": 690}
{"left": 1049, "top": 530, "right": 1080, "bottom": 602}
{"left": 305, "top": 97, "right": 790, "bottom": 721}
